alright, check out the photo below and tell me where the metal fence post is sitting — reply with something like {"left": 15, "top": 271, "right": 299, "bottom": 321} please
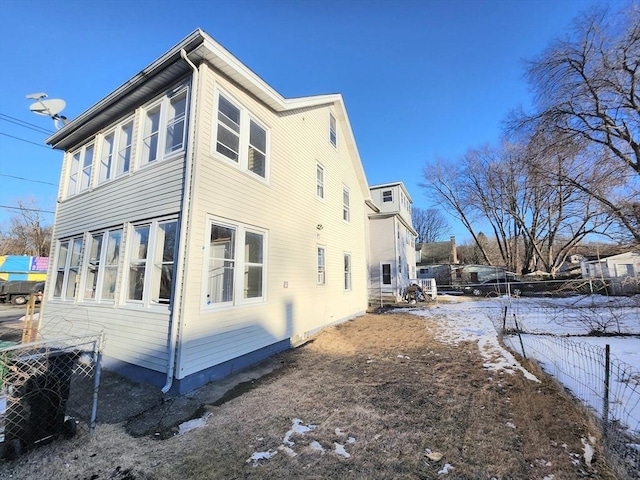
{"left": 603, "top": 344, "right": 610, "bottom": 438}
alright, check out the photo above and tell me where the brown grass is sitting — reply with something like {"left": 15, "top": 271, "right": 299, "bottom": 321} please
{"left": 0, "top": 311, "right": 617, "bottom": 479}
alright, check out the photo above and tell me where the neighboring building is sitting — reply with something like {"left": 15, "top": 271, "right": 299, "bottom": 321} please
{"left": 368, "top": 182, "right": 417, "bottom": 304}
{"left": 41, "top": 30, "right": 374, "bottom": 393}
{"left": 580, "top": 252, "right": 639, "bottom": 279}
{"left": 580, "top": 252, "right": 640, "bottom": 294}
{"left": 0, "top": 255, "right": 48, "bottom": 281}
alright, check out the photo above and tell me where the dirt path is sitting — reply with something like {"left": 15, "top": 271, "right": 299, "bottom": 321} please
{"left": 0, "top": 311, "right": 616, "bottom": 479}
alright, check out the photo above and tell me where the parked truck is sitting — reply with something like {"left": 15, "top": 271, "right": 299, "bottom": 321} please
{"left": 0, "top": 280, "right": 43, "bottom": 305}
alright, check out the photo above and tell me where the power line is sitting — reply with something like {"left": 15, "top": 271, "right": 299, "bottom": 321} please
{"left": 0, "top": 113, "right": 53, "bottom": 135}
{"left": 0, "top": 174, "right": 57, "bottom": 186}
{"left": 0, "top": 132, "right": 52, "bottom": 150}
{"left": 0, "top": 205, "right": 55, "bottom": 214}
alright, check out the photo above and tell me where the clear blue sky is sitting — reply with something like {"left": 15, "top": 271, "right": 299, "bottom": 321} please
{"left": 0, "top": 0, "right": 626, "bottom": 242}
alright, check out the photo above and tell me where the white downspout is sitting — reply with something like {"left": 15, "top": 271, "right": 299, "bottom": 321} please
{"left": 162, "top": 49, "right": 199, "bottom": 393}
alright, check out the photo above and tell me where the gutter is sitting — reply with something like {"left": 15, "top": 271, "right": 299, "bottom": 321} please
{"left": 162, "top": 49, "right": 199, "bottom": 394}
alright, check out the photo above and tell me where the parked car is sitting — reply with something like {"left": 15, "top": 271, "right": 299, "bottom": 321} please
{"left": 463, "top": 278, "right": 525, "bottom": 297}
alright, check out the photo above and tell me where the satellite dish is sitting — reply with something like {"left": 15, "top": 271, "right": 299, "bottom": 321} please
{"left": 26, "top": 93, "right": 68, "bottom": 130}
{"left": 29, "top": 98, "right": 66, "bottom": 117}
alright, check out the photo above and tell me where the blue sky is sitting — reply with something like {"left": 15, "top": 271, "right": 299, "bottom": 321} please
{"left": 0, "top": 0, "right": 626, "bottom": 242}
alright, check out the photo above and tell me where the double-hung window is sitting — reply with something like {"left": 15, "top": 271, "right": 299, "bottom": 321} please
{"left": 316, "top": 163, "right": 325, "bottom": 200}
{"left": 67, "top": 144, "right": 95, "bottom": 196}
{"left": 82, "top": 228, "right": 122, "bottom": 301}
{"left": 205, "top": 220, "right": 266, "bottom": 306}
{"left": 126, "top": 218, "right": 178, "bottom": 306}
{"left": 344, "top": 253, "right": 351, "bottom": 291}
{"left": 342, "top": 186, "right": 350, "bottom": 222}
{"left": 214, "top": 92, "right": 269, "bottom": 179}
{"left": 99, "top": 119, "right": 134, "bottom": 184}
{"left": 317, "top": 246, "right": 326, "bottom": 285}
{"left": 329, "top": 113, "right": 337, "bottom": 147}
{"left": 382, "top": 190, "right": 393, "bottom": 203}
{"left": 53, "top": 237, "right": 84, "bottom": 300}
{"left": 141, "top": 84, "right": 189, "bottom": 166}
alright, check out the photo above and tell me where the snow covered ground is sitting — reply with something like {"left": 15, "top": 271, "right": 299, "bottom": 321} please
{"left": 407, "top": 295, "right": 640, "bottom": 437}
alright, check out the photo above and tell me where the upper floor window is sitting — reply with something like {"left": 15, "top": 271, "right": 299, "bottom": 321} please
{"left": 67, "top": 143, "right": 95, "bottom": 196}
{"left": 99, "top": 119, "right": 134, "bottom": 184}
{"left": 141, "top": 84, "right": 189, "bottom": 166}
{"left": 342, "top": 186, "right": 350, "bottom": 222}
{"left": 316, "top": 163, "right": 325, "bottom": 200}
{"left": 329, "top": 113, "right": 337, "bottom": 147}
{"left": 214, "top": 92, "right": 268, "bottom": 179}
{"left": 382, "top": 190, "right": 393, "bottom": 203}
{"left": 205, "top": 220, "right": 266, "bottom": 306}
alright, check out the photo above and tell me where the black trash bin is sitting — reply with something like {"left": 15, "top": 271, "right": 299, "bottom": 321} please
{"left": 3, "top": 349, "right": 80, "bottom": 459}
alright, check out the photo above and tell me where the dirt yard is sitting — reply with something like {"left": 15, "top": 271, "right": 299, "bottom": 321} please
{"left": 0, "top": 308, "right": 616, "bottom": 479}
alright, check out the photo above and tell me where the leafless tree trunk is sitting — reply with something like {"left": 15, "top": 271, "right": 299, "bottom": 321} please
{"left": 411, "top": 207, "right": 449, "bottom": 243}
{"left": 0, "top": 198, "right": 52, "bottom": 256}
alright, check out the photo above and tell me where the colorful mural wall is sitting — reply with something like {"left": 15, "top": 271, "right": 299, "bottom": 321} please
{"left": 0, "top": 255, "right": 48, "bottom": 281}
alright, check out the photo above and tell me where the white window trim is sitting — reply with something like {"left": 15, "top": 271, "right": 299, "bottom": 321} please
{"left": 316, "top": 162, "right": 325, "bottom": 201}
{"left": 79, "top": 228, "right": 123, "bottom": 304}
{"left": 344, "top": 252, "right": 352, "bottom": 292}
{"left": 202, "top": 216, "right": 268, "bottom": 310}
{"left": 137, "top": 83, "right": 189, "bottom": 169}
{"left": 211, "top": 89, "right": 270, "bottom": 183}
{"left": 342, "top": 185, "right": 350, "bottom": 223}
{"left": 123, "top": 216, "right": 178, "bottom": 310}
{"left": 317, "top": 245, "right": 326, "bottom": 286}
{"left": 97, "top": 116, "right": 135, "bottom": 185}
{"left": 66, "top": 143, "right": 95, "bottom": 197}
{"left": 329, "top": 112, "right": 337, "bottom": 148}
{"left": 52, "top": 236, "right": 84, "bottom": 301}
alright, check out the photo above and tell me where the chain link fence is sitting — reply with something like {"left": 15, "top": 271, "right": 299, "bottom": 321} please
{"left": 491, "top": 301, "right": 639, "bottom": 479}
{"left": 0, "top": 334, "right": 103, "bottom": 460}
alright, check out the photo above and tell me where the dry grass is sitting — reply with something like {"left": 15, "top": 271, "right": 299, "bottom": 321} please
{"left": 0, "top": 311, "right": 617, "bottom": 479}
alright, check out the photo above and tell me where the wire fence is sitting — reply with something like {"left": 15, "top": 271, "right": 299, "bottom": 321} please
{"left": 0, "top": 334, "right": 103, "bottom": 460}
{"left": 491, "top": 301, "right": 640, "bottom": 479}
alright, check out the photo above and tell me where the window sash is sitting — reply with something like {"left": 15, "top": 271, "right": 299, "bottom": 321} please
{"left": 343, "top": 186, "right": 350, "bottom": 222}
{"left": 329, "top": 113, "right": 337, "bottom": 147}
{"left": 317, "top": 247, "right": 326, "bottom": 285}
{"left": 382, "top": 264, "right": 391, "bottom": 285}
{"left": 206, "top": 221, "right": 265, "bottom": 306}
{"left": 316, "top": 164, "right": 325, "bottom": 199}
{"left": 383, "top": 190, "right": 393, "bottom": 202}
{"left": 344, "top": 254, "right": 351, "bottom": 291}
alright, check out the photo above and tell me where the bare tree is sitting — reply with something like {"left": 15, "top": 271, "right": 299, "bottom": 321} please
{"left": 0, "top": 198, "right": 52, "bottom": 256}
{"left": 411, "top": 207, "right": 449, "bottom": 243}
{"left": 513, "top": 2, "right": 640, "bottom": 243}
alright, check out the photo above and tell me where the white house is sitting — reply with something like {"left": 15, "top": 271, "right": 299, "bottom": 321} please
{"left": 367, "top": 182, "right": 417, "bottom": 304}
{"left": 41, "top": 30, "right": 374, "bottom": 393}
{"left": 580, "top": 252, "right": 640, "bottom": 279}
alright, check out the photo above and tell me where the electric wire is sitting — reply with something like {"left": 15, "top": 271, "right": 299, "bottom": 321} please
{"left": 0, "top": 174, "right": 57, "bottom": 186}
{"left": 0, "top": 113, "right": 53, "bottom": 135}
{"left": 0, "top": 205, "right": 55, "bottom": 214}
{"left": 0, "top": 132, "right": 52, "bottom": 149}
